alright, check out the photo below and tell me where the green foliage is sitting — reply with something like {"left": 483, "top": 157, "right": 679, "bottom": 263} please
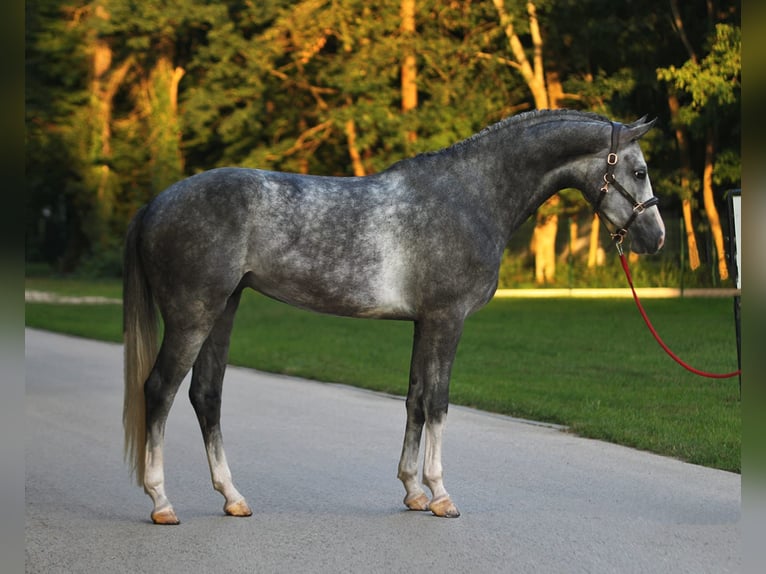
{"left": 713, "top": 149, "right": 741, "bottom": 188}
{"left": 76, "top": 237, "right": 125, "bottom": 278}
{"left": 26, "top": 0, "right": 740, "bottom": 279}
{"left": 657, "top": 24, "right": 741, "bottom": 113}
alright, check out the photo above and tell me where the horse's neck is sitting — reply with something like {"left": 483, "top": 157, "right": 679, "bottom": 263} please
{"left": 452, "top": 117, "right": 605, "bottom": 235}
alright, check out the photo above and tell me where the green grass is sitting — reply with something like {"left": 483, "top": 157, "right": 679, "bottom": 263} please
{"left": 25, "top": 278, "right": 741, "bottom": 472}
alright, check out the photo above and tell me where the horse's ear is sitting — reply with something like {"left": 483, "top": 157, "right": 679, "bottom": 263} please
{"left": 625, "top": 115, "right": 648, "bottom": 128}
{"left": 623, "top": 116, "right": 656, "bottom": 141}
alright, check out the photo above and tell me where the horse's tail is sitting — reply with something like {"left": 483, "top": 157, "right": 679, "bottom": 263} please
{"left": 122, "top": 205, "right": 158, "bottom": 487}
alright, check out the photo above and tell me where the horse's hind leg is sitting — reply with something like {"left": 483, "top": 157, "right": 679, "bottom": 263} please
{"left": 189, "top": 289, "right": 252, "bottom": 518}
{"left": 143, "top": 324, "right": 214, "bottom": 525}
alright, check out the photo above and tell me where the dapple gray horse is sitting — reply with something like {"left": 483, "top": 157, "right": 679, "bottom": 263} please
{"left": 123, "top": 109, "right": 665, "bottom": 524}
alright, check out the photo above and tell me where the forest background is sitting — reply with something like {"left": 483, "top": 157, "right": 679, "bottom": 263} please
{"left": 25, "top": 0, "right": 741, "bottom": 289}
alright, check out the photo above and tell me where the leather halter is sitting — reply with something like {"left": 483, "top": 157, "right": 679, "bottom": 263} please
{"left": 593, "top": 122, "right": 659, "bottom": 245}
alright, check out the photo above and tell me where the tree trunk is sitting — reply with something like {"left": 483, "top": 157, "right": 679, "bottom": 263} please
{"left": 681, "top": 198, "right": 698, "bottom": 268}
{"left": 702, "top": 127, "right": 729, "bottom": 281}
{"left": 144, "top": 57, "right": 185, "bottom": 194}
{"left": 667, "top": 92, "right": 701, "bottom": 270}
{"left": 491, "top": 0, "right": 550, "bottom": 109}
{"left": 568, "top": 218, "right": 578, "bottom": 256}
{"left": 545, "top": 70, "right": 565, "bottom": 110}
{"left": 532, "top": 195, "right": 559, "bottom": 284}
{"left": 88, "top": 28, "right": 131, "bottom": 248}
{"left": 587, "top": 214, "right": 601, "bottom": 268}
{"left": 401, "top": 0, "right": 417, "bottom": 143}
{"left": 492, "top": 0, "right": 560, "bottom": 282}
{"left": 345, "top": 118, "right": 366, "bottom": 176}
{"left": 532, "top": 212, "right": 558, "bottom": 285}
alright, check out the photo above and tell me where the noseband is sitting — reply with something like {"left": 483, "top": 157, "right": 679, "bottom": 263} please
{"left": 593, "top": 122, "right": 659, "bottom": 245}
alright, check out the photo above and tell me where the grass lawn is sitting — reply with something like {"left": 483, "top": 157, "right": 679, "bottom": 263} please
{"left": 25, "top": 277, "right": 741, "bottom": 473}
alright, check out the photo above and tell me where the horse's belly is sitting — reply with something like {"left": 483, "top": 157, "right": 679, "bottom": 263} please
{"left": 248, "top": 273, "right": 414, "bottom": 320}
{"left": 245, "top": 244, "right": 415, "bottom": 320}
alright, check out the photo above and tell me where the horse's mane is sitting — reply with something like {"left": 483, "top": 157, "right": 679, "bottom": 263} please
{"left": 427, "top": 109, "right": 612, "bottom": 158}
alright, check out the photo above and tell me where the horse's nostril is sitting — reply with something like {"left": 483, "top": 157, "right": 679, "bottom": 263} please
{"left": 657, "top": 234, "right": 665, "bottom": 251}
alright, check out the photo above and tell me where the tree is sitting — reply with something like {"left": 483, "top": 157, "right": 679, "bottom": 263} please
{"left": 97, "top": 0, "right": 225, "bottom": 193}
{"left": 490, "top": 0, "right": 558, "bottom": 284}
{"left": 187, "top": 0, "right": 525, "bottom": 177}
{"left": 26, "top": 0, "right": 231, "bottom": 270}
{"left": 659, "top": 0, "right": 705, "bottom": 272}
{"left": 25, "top": 0, "right": 740, "bottom": 288}
{"left": 81, "top": 4, "right": 132, "bottom": 253}
{"left": 26, "top": 0, "right": 89, "bottom": 268}
{"left": 657, "top": 3, "right": 740, "bottom": 281}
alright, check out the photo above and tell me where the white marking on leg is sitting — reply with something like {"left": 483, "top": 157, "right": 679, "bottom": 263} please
{"left": 422, "top": 417, "right": 460, "bottom": 516}
{"left": 422, "top": 418, "right": 448, "bottom": 501}
{"left": 206, "top": 442, "right": 246, "bottom": 508}
{"left": 144, "top": 442, "right": 176, "bottom": 520}
{"left": 398, "top": 424, "right": 428, "bottom": 508}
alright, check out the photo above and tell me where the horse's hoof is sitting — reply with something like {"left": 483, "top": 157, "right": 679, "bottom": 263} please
{"left": 151, "top": 507, "right": 180, "bottom": 525}
{"left": 404, "top": 492, "right": 430, "bottom": 511}
{"left": 429, "top": 496, "right": 460, "bottom": 518}
{"left": 224, "top": 498, "right": 253, "bottom": 517}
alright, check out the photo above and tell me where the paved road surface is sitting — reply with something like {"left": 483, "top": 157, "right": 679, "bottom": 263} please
{"left": 26, "top": 329, "right": 741, "bottom": 573}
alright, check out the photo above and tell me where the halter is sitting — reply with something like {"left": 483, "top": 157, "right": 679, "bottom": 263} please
{"left": 593, "top": 122, "right": 659, "bottom": 247}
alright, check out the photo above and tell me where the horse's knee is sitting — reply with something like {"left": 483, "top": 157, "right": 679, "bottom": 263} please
{"left": 405, "top": 396, "right": 425, "bottom": 423}
{"left": 423, "top": 396, "right": 449, "bottom": 423}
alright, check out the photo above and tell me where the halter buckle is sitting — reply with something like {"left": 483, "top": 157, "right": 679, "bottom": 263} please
{"left": 600, "top": 173, "right": 613, "bottom": 193}
{"left": 610, "top": 228, "right": 627, "bottom": 244}
{"left": 607, "top": 152, "right": 618, "bottom": 166}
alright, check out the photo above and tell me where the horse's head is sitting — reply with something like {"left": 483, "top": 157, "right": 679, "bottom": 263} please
{"left": 593, "top": 117, "right": 665, "bottom": 255}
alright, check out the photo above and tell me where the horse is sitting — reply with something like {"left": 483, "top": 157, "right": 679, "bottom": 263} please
{"left": 123, "top": 109, "right": 665, "bottom": 524}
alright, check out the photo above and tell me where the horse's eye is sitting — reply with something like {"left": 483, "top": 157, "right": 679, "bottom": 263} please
{"left": 634, "top": 170, "right": 647, "bottom": 180}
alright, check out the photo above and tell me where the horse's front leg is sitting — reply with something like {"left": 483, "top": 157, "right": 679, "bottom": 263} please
{"left": 398, "top": 316, "right": 463, "bottom": 517}
{"left": 422, "top": 413, "right": 459, "bottom": 517}
{"left": 398, "top": 387, "right": 428, "bottom": 511}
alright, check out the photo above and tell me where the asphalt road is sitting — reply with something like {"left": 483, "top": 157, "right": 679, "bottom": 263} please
{"left": 26, "top": 328, "right": 741, "bottom": 573}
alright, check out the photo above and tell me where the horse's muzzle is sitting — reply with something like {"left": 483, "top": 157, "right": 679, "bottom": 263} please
{"left": 631, "top": 231, "right": 665, "bottom": 255}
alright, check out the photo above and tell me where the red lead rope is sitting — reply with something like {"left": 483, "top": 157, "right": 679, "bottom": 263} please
{"left": 618, "top": 252, "right": 741, "bottom": 379}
